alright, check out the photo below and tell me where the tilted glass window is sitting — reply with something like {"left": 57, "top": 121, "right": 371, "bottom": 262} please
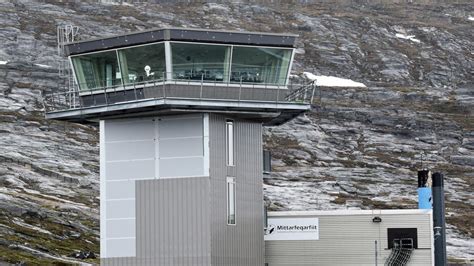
{"left": 230, "top": 47, "right": 292, "bottom": 85}
{"left": 227, "top": 177, "right": 236, "bottom": 225}
{"left": 72, "top": 51, "right": 122, "bottom": 91}
{"left": 117, "top": 43, "right": 166, "bottom": 85}
{"left": 171, "top": 43, "right": 231, "bottom": 82}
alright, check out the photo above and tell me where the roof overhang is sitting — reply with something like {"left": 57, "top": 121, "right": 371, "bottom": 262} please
{"left": 45, "top": 98, "right": 310, "bottom": 126}
{"left": 65, "top": 28, "right": 298, "bottom": 56}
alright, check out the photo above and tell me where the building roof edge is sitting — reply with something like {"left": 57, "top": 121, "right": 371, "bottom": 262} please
{"left": 65, "top": 27, "right": 298, "bottom": 56}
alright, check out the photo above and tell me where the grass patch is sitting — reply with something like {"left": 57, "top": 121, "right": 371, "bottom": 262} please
{"left": 0, "top": 211, "right": 99, "bottom": 265}
{"left": 0, "top": 245, "right": 66, "bottom": 265}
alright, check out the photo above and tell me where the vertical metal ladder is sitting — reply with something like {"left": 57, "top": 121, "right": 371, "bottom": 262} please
{"left": 56, "top": 25, "right": 80, "bottom": 108}
{"left": 385, "top": 238, "right": 414, "bottom": 266}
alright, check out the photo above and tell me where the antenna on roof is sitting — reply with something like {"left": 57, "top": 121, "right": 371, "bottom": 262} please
{"left": 57, "top": 25, "right": 80, "bottom": 107}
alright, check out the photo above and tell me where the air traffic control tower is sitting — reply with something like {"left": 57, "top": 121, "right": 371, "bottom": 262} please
{"left": 44, "top": 28, "right": 313, "bottom": 265}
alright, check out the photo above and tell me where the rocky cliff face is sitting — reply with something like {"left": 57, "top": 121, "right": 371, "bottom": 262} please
{"left": 0, "top": 1, "right": 472, "bottom": 264}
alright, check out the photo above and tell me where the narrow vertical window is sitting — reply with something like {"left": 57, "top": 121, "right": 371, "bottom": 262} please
{"left": 227, "top": 177, "right": 236, "bottom": 225}
{"left": 226, "top": 120, "right": 234, "bottom": 166}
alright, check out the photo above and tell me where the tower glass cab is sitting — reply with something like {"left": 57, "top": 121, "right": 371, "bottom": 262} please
{"left": 43, "top": 28, "right": 313, "bottom": 266}
{"left": 70, "top": 41, "right": 293, "bottom": 89}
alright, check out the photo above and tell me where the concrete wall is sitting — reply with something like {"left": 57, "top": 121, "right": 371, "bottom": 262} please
{"left": 265, "top": 210, "right": 433, "bottom": 266}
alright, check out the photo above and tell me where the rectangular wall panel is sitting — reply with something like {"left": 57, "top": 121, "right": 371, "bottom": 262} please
{"left": 159, "top": 137, "right": 204, "bottom": 158}
{"left": 158, "top": 114, "right": 206, "bottom": 178}
{"left": 105, "top": 180, "right": 135, "bottom": 200}
{"left": 104, "top": 119, "right": 155, "bottom": 141}
{"left": 106, "top": 200, "right": 135, "bottom": 219}
{"left": 159, "top": 157, "right": 204, "bottom": 178}
{"left": 105, "top": 140, "right": 155, "bottom": 162}
{"left": 158, "top": 115, "right": 203, "bottom": 138}
{"left": 136, "top": 177, "right": 211, "bottom": 265}
{"left": 106, "top": 160, "right": 155, "bottom": 181}
{"left": 106, "top": 238, "right": 136, "bottom": 258}
{"left": 106, "top": 219, "right": 136, "bottom": 238}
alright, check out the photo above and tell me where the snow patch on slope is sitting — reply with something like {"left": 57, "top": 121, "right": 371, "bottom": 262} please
{"left": 35, "top": 63, "right": 52, "bottom": 68}
{"left": 395, "top": 33, "right": 421, "bottom": 43}
{"left": 303, "top": 72, "right": 366, "bottom": 88}
{"left": 0, "top": 60, "right": 8, "bottom": 65}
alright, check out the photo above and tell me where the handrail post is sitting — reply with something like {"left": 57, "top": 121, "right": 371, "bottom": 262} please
{"left": 200, "top": 74, "right": 204, "bottom": 99}
{"left": 276, "top": 86, "right": 280, "bottom": 103}
{"left": 78, "top": 90, "right": 83, "bottom": 109}
{"left": 239, "top": 76, "right": 242, "bottom": 101}
{"left": 104, "top": 86, "right": 108, "bottom": 105}
{"left": 133, "top": 80, "right": 137, "bottom": 101}
{"left": 90, "top": 88, "right": 95, "bottom": 106}
{"left": 163, "top": 80, "right": 166, "bottom": 99}
{"left": 162, "top": 71, "right": 168, "bottom": 99}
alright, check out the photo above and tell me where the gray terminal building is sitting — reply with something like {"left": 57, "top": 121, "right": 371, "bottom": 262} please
{"left": 43, "top": 28, "right": 313, "bottom": 265}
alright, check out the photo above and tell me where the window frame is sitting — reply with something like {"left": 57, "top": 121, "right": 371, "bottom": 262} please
{"left": 169, "top": 41, "right": 232, "bottom": 83}
{"left": 71, "top": 49, "right": 122, "bottom": 91}
{"left": 225, "top": 119, "right": 235, "bottom": 166}
{"left": 116, "top": 42, "right": 166, "bottom": 85}
{"left": 69, "top": 41, "right": 295, "bottom": 95}
{"left": 229, "top": 46, "right": 293, "bottom": 86}
{"left": 226, "top": 177, "right": 236, "bottom": 225}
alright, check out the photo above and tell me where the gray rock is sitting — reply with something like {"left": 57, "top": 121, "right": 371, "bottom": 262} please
{"left": 0, "top": 0, "right": 473, "bottom": 262}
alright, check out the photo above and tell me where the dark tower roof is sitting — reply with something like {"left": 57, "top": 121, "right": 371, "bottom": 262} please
{"left": 65, "top": 27, "right": 298, "bottom": 56}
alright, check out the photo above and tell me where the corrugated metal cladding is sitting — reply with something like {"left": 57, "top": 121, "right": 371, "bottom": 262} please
{"left": 136, "top": 177, "right": 211, "bottom": 265}
{"left": 209, "top": 114, "right": 265, "bottom": 266}
{"left": 265, "top": 211, "right": 433, "bottom": 266}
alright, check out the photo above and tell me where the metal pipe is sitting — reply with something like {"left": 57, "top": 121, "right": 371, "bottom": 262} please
{"left": 375, "top": 240, "right": 378, "bottom": 266}
{"left": 432, "top": 172, "right": 447, "bottom": 266}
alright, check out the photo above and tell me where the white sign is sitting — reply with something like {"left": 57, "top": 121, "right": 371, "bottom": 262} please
{"left": 265, "top": 217, "right": 319, "bottom": 240}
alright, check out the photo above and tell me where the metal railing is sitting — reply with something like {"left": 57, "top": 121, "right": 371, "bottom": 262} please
{"left": 43, "top": 73, "right": 315, "bottom": 113}
{"left": 385, "top": 238, "right": 414, "bottom": 266}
